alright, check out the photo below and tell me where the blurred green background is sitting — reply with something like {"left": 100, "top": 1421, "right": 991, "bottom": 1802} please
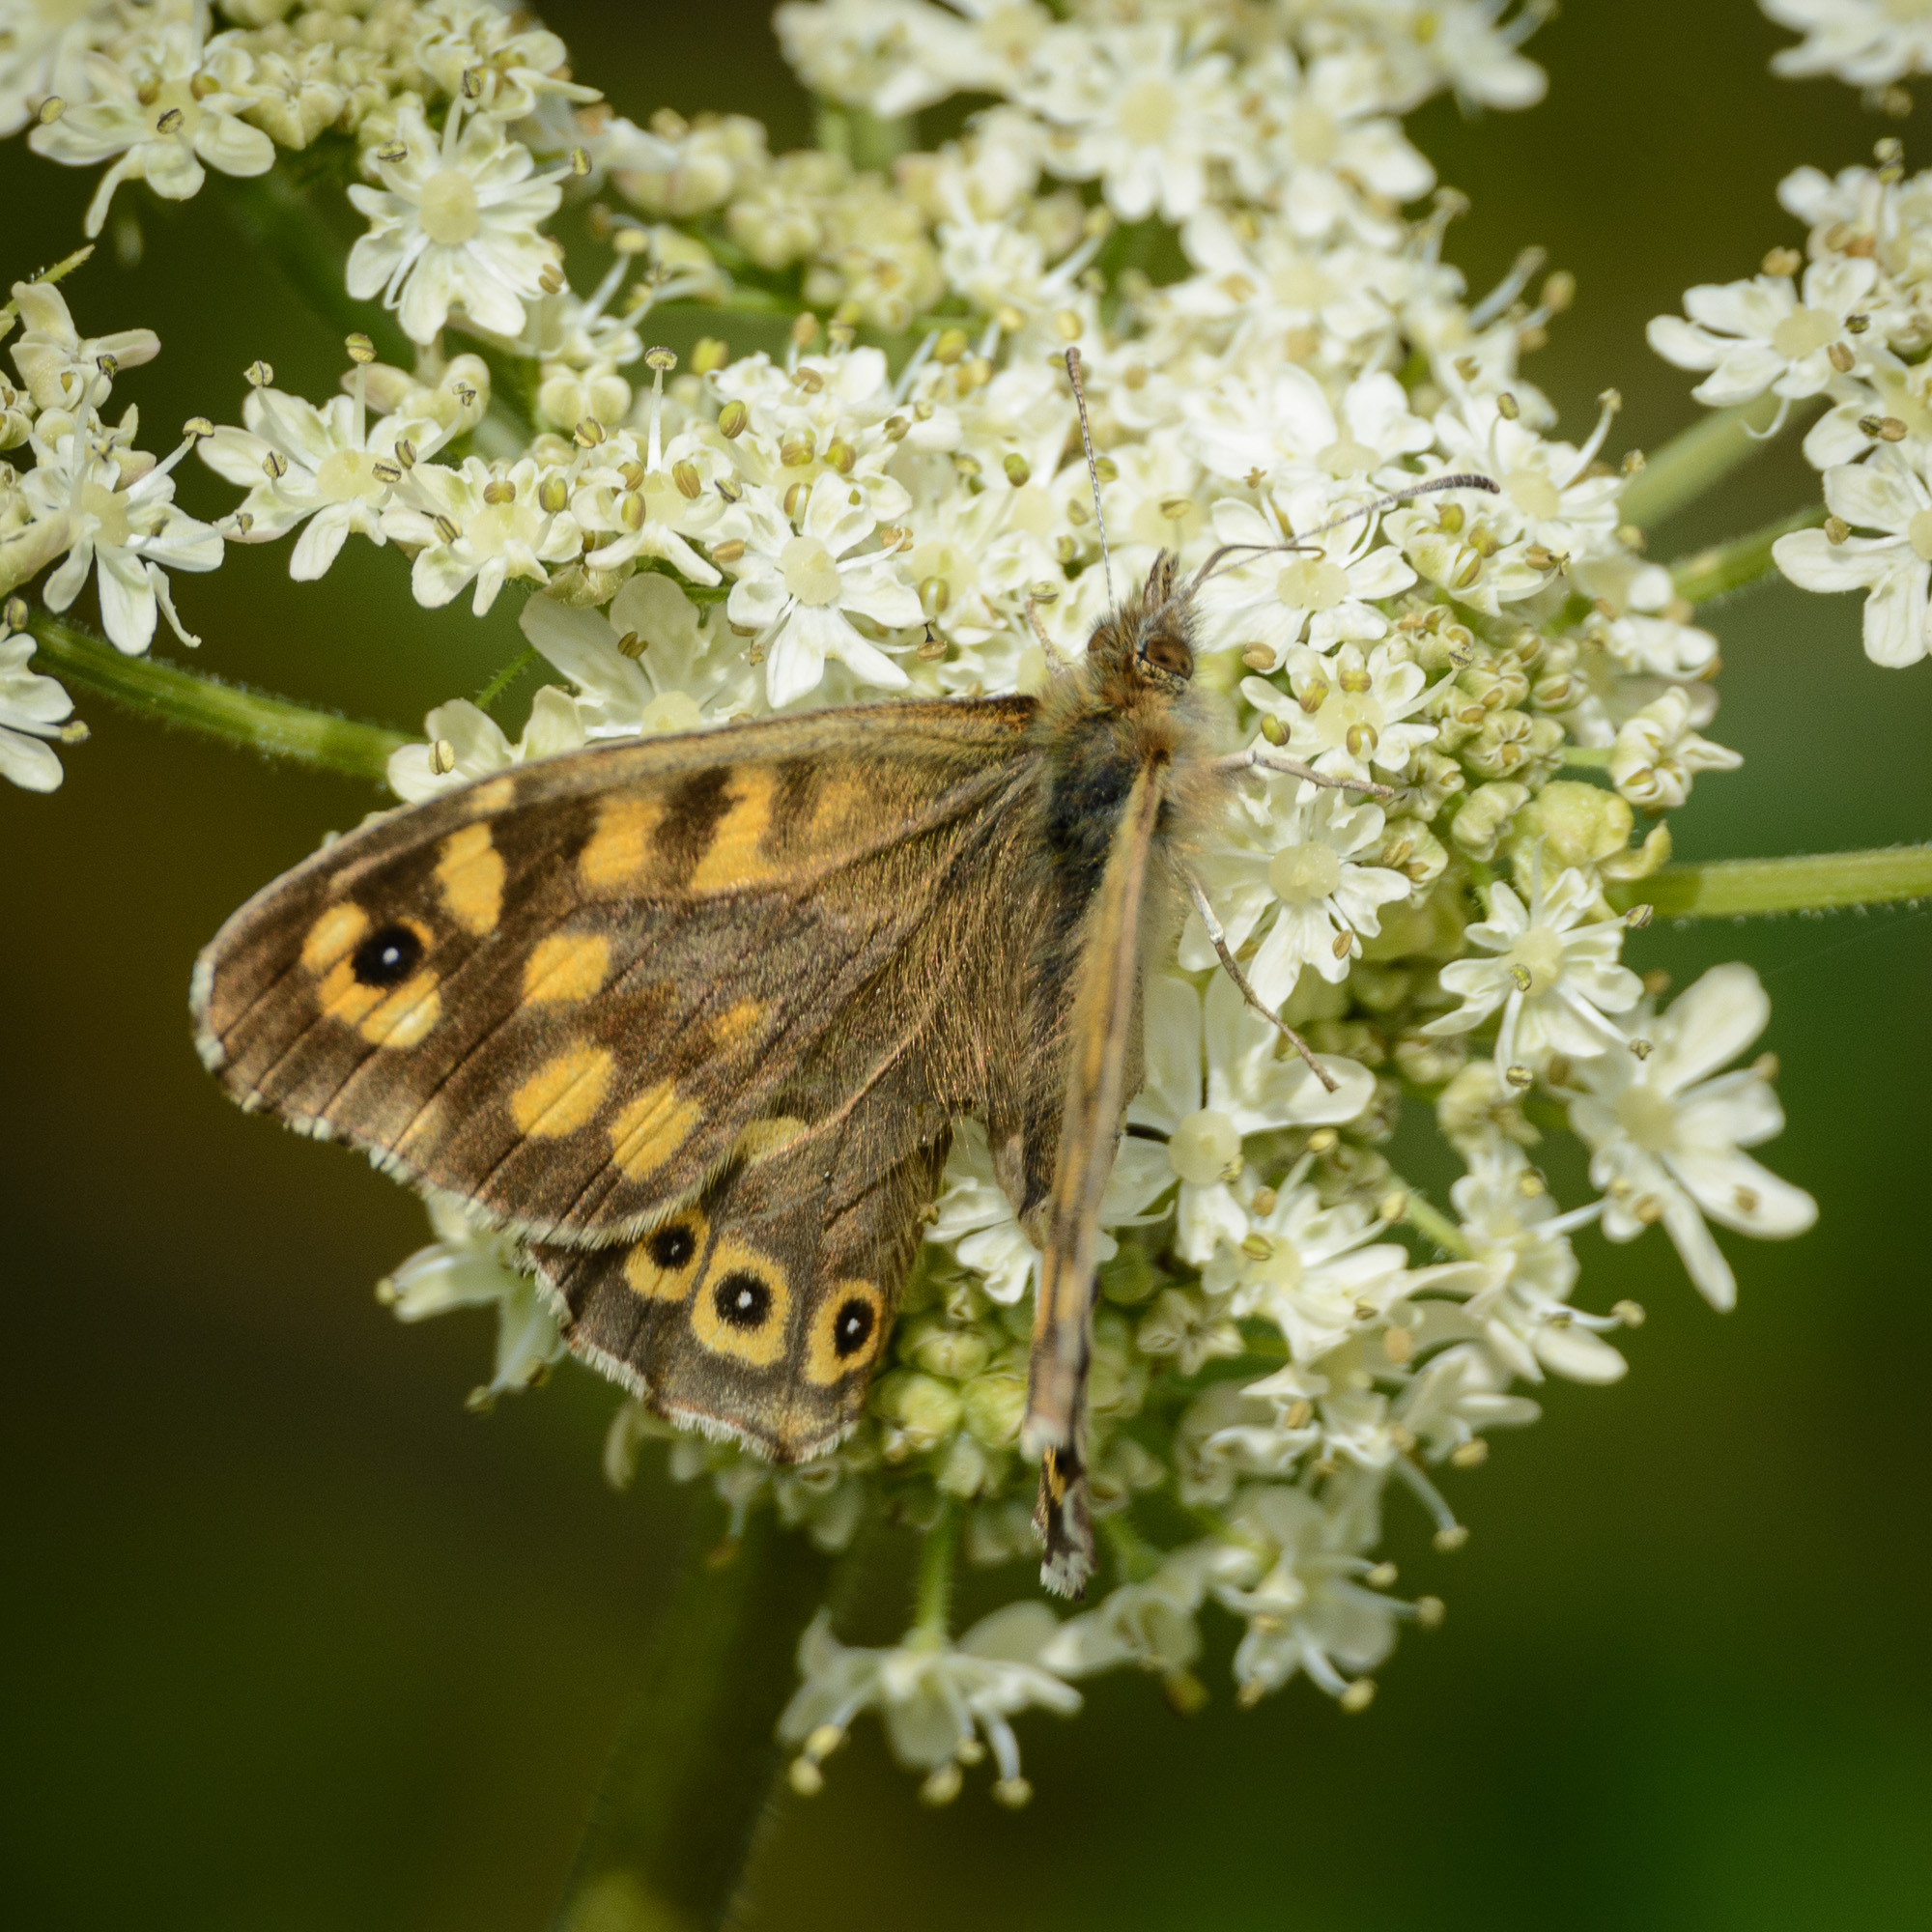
{"left": 5, "top": 3, "right": 1930, "bottom": 1926}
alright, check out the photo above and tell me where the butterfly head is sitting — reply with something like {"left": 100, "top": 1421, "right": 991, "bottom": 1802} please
{"left": 1086, "top": 551, "right": 1194, "bottom": 695}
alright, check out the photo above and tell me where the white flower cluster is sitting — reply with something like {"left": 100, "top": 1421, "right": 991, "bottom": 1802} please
{"left": 0, "top": 265, "right": 220, "bottom": 755}
{"left": 0, "top": 0, "right": 1824, "bottom": 1808}
{"left": 1762, "top": 0, "right": 1932, "bottom": 95}
{"left": 778, "top": 0, "right": 1548, "bottom": 159}
{"left": 1650, "top": 19, "right": 1932, "bottom": 668}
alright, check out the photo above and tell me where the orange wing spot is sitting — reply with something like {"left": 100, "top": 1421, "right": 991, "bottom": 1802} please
{"left": 358, "top": 972, "right": 442, "bottom": 1048}
{"left": 437, "top": 822, "right": 505, "bottom": 936}
{"left": 690, "top": 1238, "right": 791, "bottom": 1367}
{"left": 512, "top": 1044, "right": 614, "bottom": 1138}
{"left": 316, "top": 957, "right": 385, "bottom": 1029}
{"left": 470, "top": 777, "right": 516, "bottom": 813}
{"left": 709, "top": 997, "right": 764, "bottom": 1051}
{"left": 732, "top": 1115, "right": 807, "bottom": 1164}
{"left": 804, "top": 1280, "right": 886, "bottom": 1385}
{"left": 523, "top": 931, "right": 611, "bottom": 1005}
{"left": 300, "top": 901, "right": 369, "bottom": 975}
{"left": 581, "top": 794, "right": 665, "bottom": 891}
{"left": 807, "top": 770, "right": 872, "bottom": 842}
{"left": 688, "top": 768, "right": 780, "bottom": 892}
{"left": 622, "top": 1210, "right": 709, "bottom": 1302}
{"left": 609, "top": 1080, "right": 702, "bottom": 1179}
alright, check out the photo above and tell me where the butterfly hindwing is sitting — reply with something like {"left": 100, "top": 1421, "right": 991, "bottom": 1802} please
{"left": 533, "top": 1042, "right": 951, "bottom": 1461}
{"left": 191, "top": 700, "right": 1038, "bottom": 1247}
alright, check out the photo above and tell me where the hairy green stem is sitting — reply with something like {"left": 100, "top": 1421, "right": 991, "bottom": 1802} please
{"left": 0, "top": 242, "right": 94, "bottom": 334}
{"left": 1669, "top": 503, "right": 1827, "bottom": 606}
{"left": 551, "top": 1507, "right": 836, "bottom": 1932}
{"left": 474, "top": 644, "right": 541, "bottom": 712}
{"left": 914, "top": 1499, "right": 957, "bottom": 1638}
{"left": 27, "top": 613, "right": 404, "bottom": 781}
{"left": 1609, "top": 844, "right": 1932, "bottom": 918}
{"left": 1620, "top": 394, "right": 1810, "bottom": 529}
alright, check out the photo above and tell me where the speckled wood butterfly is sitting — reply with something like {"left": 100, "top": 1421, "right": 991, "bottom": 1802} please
{"left": 190, "top": 353, "right": 1491, "bottom": 1594}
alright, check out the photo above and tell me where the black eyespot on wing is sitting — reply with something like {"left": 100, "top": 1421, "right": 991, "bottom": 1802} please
{"left": 648, "top": 1222, "right": 697, "bottom": 1270}
{"left": 351, "top": 923, "right": 424, "bottom": 987}
{"left": 833, "top": 1295, "right": 875, "bottom": 1359}
{"left": 714, "top": 1270, "right": 771, "bottom": 1329}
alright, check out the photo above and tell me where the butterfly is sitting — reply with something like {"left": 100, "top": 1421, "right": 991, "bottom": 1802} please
{"left": 190, "top": 349, "right": 1493, "bottom": 1595}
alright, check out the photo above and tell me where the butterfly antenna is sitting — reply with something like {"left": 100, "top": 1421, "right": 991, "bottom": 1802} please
{"left": 1297, "top": 470, "right": 1498, "bottom": 545}
{"left": 1065, "top": 347, "right": 1114, "bottom": 610}
{"left": 1188, "top": 472, "right": 1500, "bottom": 594}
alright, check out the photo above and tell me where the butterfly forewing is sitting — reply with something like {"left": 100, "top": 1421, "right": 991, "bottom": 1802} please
{"left": 192, "top": 701, "right": 1037, "bottom": 1248}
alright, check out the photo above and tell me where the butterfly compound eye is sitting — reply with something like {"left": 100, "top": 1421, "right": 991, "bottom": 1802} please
{"left": 1141, "top": 631, "right": 1193, "bottom": 679}
{"left": 351, "top": 923, "right": 424, "bottom": 987}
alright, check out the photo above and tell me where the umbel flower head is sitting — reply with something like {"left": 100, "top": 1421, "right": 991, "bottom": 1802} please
{"left": 1567, "top": 964, "right": 1817, "bottom": 1311}
{"left": 1424, "top": 861, "right": 1643, "bottom": 1073}
{"left": 0, "top": 0, "right": 1853, "bottom": 1816}
{"left": 347, "top": 100, "right": 572, "bottom": 344}
{"left": 781, "top": 1605, "right": 1078, "bottom": 1806}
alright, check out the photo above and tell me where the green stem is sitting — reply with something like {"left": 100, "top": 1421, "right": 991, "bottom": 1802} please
{"left": 1382, "top": 1176, "right": 1469, "bottom": 1260}
{"left": 1100, "top": 1511, "right": 1167, "bottom": 1585}
{"left": 1608, "top": 844, "right": 1932, "bottom": 918}
{"left": 914, "top": 1498, "right": 957, "bottom": 1639}
{"left": 220, "top": 166, "right": 413, "bottom": 367}
{"left": 473, "top": 644, "right": 540, "bottom": 712}
{"left": 0, "top": 242, "right": 94, "bottom": 334}
{"left": 814, "top": 105, "right": 916, "bottom": 171}
{"left": 651, "top": 290, "right": 798, "bottom": 323}
{"left": 1669, "top": 503, "right": 1827, "bottom": 606}
{"left": 28, "top": 613, "right": 404, "bottom": 781}
{"left": 1619, "top": 394, "right": 1812, "bottom": 529}
{"left": 551, "top": 1506, "right": 836, "bottom": 1932}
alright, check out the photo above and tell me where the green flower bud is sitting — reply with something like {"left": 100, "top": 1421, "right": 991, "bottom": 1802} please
{"left": 960, "top": 1372, "right": 1027, "bottom": 1448}
{"left": 887, "top": 1374, "right": 962, "bottom": 1447}
{"left": 1450, "top": 781, "right": 1531, "bottom": 859}
{"left": 907, "top": 1322, "right": 991, "bottom": 1381}
{"left": 1507, "top": 779, "right": 1634, "bottom": 872}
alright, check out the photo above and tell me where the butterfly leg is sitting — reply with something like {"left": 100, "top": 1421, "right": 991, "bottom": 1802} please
{"left": 1215, "top": 746, "right": 1394, "bottom": 802}
{"left": 1034, "top": 1430, "right": 1094, "bottom": 1602}
{"left": 1183, "top": 869, "right": 1338, "bottom": 1093}
{"left": 1023, "top": 594, "right": 1056, "bottom": 654}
